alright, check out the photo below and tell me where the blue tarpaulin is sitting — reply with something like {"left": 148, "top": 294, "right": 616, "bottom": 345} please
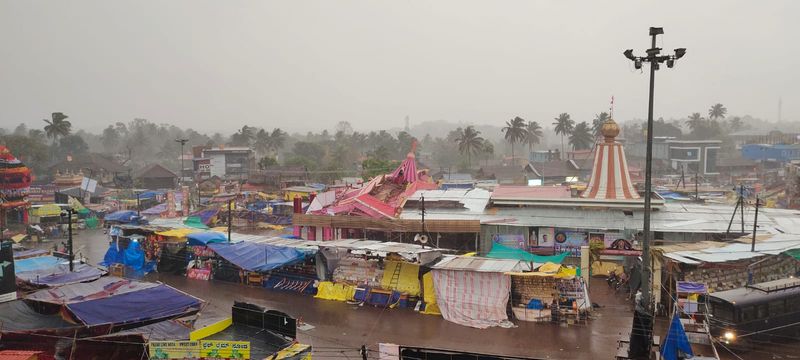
{"left": 66, "top": 284, "right": 203, "bottom": 326}
{"left": 14, "top": 255, "right": 63, "bottom": 273}
{"left": 208, "top": 242, "right": 306, "bottom": 272}
{"left": 186, "top": 232, "right": 228, "bottom": 246}
{"left": 104, "top": 210, "right": 146, "bottom": 224}
{"left": 123, "top": 241, "right": 145, "bottom": 271}
{"left": 661, "top": 312, "right": 694, "bottom": 360}
{"left": 16, "top": 263, "right": 105, "bottom": 286}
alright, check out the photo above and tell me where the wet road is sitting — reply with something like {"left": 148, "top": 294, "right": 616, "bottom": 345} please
{"left": 28, "top": 229, "right": 642, "bottom": 359}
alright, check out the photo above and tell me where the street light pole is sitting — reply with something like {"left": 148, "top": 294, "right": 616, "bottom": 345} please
{"left": 61, "top": 209, "right": 75, "bottom": 272}
{"left": 175, "top": 138, "right": 189, "bottom": 186}
{"left": 227, "top": 199, "right": 233, "bottom": 243}
{"left": 624, "top": 27, "right": 686, "bottom": 358}
{"left": 136, "top": 192, "right": 141, "bottom": 217}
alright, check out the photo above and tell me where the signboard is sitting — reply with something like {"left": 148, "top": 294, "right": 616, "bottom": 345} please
{"left": 491, "top": 234, "right": 525, "bottom": 249}
{"left": 603, "top": 232, "right": 626, "bottom": 248}
{"left": 554, "top": 230, "right": 587, "bottom": 257}
{"left": 81, "top": 177, "right": 98, "bottom": 194}
{"left": 0, "top": 241, "right": 17, "bottom": 303}
{"left": 188, "top": 268, "right": 211, "bottom": 281}
{"left": 537, "top": 227, "right": 555, "bottom": 248}
{"left": 149, "top": 340, "right": 250, "bottom": 359}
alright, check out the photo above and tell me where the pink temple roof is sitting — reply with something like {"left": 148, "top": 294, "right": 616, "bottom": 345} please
{"left": 581, "top": 119, "right": 640, "bottom": 200}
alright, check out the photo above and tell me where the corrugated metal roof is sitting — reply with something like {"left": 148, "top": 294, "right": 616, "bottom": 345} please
{"left": 431, "top": 255, "right": 527, "bottom": 272}
{"left": 659, "top": 233, "right": 800, "bottom": 264}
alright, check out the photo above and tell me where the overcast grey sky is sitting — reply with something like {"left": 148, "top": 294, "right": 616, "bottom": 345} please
{"left": 1, "top": 1, "right": 797, "bottom": 134}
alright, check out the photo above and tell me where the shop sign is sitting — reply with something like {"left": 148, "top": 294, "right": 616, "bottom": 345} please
{"left": 149, "top": 340, "right": 250, "bottom": 359}
{"left": 188, "top": 268, "right": 211, "bottom": 281}
{"left": 491, "top": 234, "right": 525, "bottom": 249}
{"left": 554, "top": 230, "right": 587, "bottom": 257}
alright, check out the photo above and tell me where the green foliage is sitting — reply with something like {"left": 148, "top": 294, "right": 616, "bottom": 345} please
{"left": 0, "top": 134, "right": 50, "bottom": 176}
{"left": 362, "top": 158, "right": 399, "bottom": 179}
{"left": 57, "top": 134, "right": 89, "bottom": 155}
{"left": 42, "top": 112, "right": 72, "bottom": 142}
{"left": 592, "top": 112, "right": 609, "bottom": 137}
{"left": 568, "top": 121, "right": 594, "bottom": 150}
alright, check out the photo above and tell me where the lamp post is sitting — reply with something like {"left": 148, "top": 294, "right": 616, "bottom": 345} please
{"left": 175, "top": 138, "right": 189, "bottom": 185}
{"left": 136, "top": 191, "right": 141, "bottom": 217}
{"left": 227, "top": 199, "right": 233, "bottom": 243}
{"left": 60, "top": 209, "right": 75, "bottom": 272}
{"left": 623, "top": 27, "right": 685, "bottom": 357}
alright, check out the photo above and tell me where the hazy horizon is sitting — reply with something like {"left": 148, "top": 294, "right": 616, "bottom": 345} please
{"left": 2, "top": 1, "right": 797, "bottom": 134}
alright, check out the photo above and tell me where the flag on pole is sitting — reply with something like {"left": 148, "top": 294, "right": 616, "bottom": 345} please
{"left": 661, "top": 309, "right": 694, "bottom": 360}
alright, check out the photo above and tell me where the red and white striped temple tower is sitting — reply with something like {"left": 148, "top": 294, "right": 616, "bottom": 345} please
{"left": 581, "top": 118, "right": 640, "bottom": 200}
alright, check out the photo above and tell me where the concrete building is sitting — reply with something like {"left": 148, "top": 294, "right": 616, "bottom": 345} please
{"left": 199, "top": 146, "right": 255, "bottom": 181}
{"left": 741, "top": 144, "right": 800, "bottom": 163}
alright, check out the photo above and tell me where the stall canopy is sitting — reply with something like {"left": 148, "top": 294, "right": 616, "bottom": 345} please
{"left": 16, "top": 263, "right": 105, "bottom": 286}
{"left": 208, "top": 242, "right": 306, "bottom": 272}
{"left": 186, "top": 232, "right": 228, "bottom": 246}
{"left": 487, "top": 243, "right": 570, "bottom": 265}
{"left": 432, "top": 269, "right": 514, "bottom": 329}
{"left": 66, "top": 284, "right": 203, "bottom": 326}
{"left": 104, "top": 210, "right": 140, "bottom": 223}
{"left": 155, "top": 228, "right": 200, "bottom": 239}
{"left": 30, "top": 204, "right": 63, "bottom": 217}
{"left": 0, "top": 300, "right": 76, "bottom": 331}
{"left": 14, "top": 255, "right": 63, "bottom": 273}
{"left": 27, "top": 277, "right": 159, "bottom": 304}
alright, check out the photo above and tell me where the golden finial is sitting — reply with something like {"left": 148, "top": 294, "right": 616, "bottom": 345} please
{"left": 601, "top": 118, "right": 620, "bottom": 143}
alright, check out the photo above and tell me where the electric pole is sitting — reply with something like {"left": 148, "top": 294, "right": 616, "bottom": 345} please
{"left": 623, "top": 27, "right": 686, "bottom": 358}
{"left": 175, "top": 138, "right": 189, "bottom": 186}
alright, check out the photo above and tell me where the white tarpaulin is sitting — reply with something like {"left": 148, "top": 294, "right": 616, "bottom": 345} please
{"left": 432, "top": 269, "right": 514, "bottom": 329}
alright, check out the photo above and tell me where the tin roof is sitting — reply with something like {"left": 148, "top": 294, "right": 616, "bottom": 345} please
{"left": 431, "top": 255, "right": 528, "bottom": 272}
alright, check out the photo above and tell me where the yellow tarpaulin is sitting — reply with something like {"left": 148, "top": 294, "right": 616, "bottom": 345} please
{"left": 11, "top": 234, "right": 27, "bottom": 243}
{"left": 257, "top": 223, "right": 285, "bottom": 230}
{"left": 380, "top": 261, "right": 420, "bottom": 296}
{"left": 156, "top": 228, "right": 200, "bottom": 238}
{"left": 30, "top": 204, "right": 62, "bottom": 217}
{"left": 420, "top": 272, "right": 441, "bottom": 315}
{"left": 538, "top": 262, "right": 562, "bottom": 274}
{"left": 557, "top": 267, "right": 577, "bottom": 277}
{"left": 68, "top": 197, "right": 86, "bottom": 212}
{"left": 314, "top": 281, "right": 356, "bottom": 302}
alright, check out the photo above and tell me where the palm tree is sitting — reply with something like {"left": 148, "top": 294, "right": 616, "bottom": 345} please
{"left": 708, "top": 103, "right": 727, "bottom": 120}
{"left": 454, "top": 126, "right": 484, "bottom": 167}
{"left": 42, "top": 112, "right": 72, "bottom": 145}
{"left": 728, "top": 116, "right": 744, "bottom": 132}
{"left": 480, "top": 139, "right": 494, "bottom": 166}
{"left": 685, "top": 112, "right": 705, "bottom": 133}
{"left": 569, "top": 122, "right": 594, "bottom": 150}
{"left": 229, "top": 125, "right": 255, "bottom": 147}
{"left": 254, "top": 129, "right": 270, "bottom": 156}
{"left": 269, "top": 128, "right": 287, "bottom": 152}
{"left": 502, "top": 116, "right": 528, "bottom": 162}
{"left": 523, "top": 121, "right": 543, "bottom": 154}
{"left": 592, "top": 112, "right": 610, "bottom": 138}
{"left": 552, "top": 113, "right": 575, "bottom": 155}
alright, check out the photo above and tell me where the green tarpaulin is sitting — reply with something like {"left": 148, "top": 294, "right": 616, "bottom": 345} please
{"left": 784, "top": 248, "right": 800, "bottom": 261}
{"left": 183, "top": 216, "right": 209, "bottom": 229}
{"left": 487, "top": 243, "right": 570, "bottom": 264}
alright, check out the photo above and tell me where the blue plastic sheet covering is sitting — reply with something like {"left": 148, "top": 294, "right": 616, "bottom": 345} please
{"left": 66, "top": 284, "right": 203, "bottom": 326}
{"left": 16, "top": 263, "right": 105, "bottom": 286}
{"left": 661, "top": 313, "right": 694, "bottom": 360}
{"left": 124, "top": 241, "right": 145, "bottom": 271}
{"left": 14, "top": 255, "right": 63, "bottom": 273}
{"left": 137, "top": 191, "right": 163, "bottom": 200}
{"left": 186, "top": 232, "right": 228, "bottom": 246}
{"left": 208, "top": 242, "right": 306, "bottom": 272}
{"left": 104, "top": 210, "right": 139, "bottom": 222}
{"left": 101, "top": 240, "right": 154, "bottom": 274}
